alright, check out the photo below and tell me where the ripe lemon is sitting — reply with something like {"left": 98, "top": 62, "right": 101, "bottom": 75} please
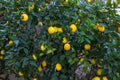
{"left": 57, "top": 28, "right": 63, "bottom": 32}
{"left": 90, "top": 59, "right": 96, "bottom": 65}
{"left": 21, "top": 13, "right": 29, "bottom": 22}
{"left": 103, "top": 76, "right": 108, "bottom": 80}
{"left": 92, "top": 76, "right": 100, "bottom": 80}
{"left": 84, "top": 44, "right": 91, "bottom": 51}
{"left": 54, "top": 27, "right": 58, "bottom": 33}
{"left": 38, "top": 66, "right": 43, "bottom": 72}
{"left": 40, "top": 45, "right": 46, "bottom": 51}
{"left": 33, "top": 78, "right": 37, "bottom": 80}
{"left": 0, "top": 50, "right": 5, "bottom": 55}
{"left": 32, "top": 54, "right": 37, "bottom": 61}
{"left": 55, "top": 63, "right": 62, "bottom": 71}
{"left": 98, "top": 26, "right": 105, "bottom": 32}
{"left": 117, "top": 27, "right": 120, "bottom": 33}
{"left": 48, "top": 26, "right": 55, "bottom": 34}
{"left": 64, "top": 43, "right": 71, "bottom": 51}
{"left": 18, "top": 71, "right": 23, "bottom": 77}
{"left": 9, "top": 40, "right": 14, "bottom": 46}
{"left": 0, "top": 56, "right": 3, "bottom": 60}
{"left": 87, "top": 0, "right": 92, "bottom": 2}
{"left": 29, "top": 4, "right": 34, "bottom": 10}
{"left": 97, "top": 69, "right": 102, "bottom": 75}
{"left": 70, "top": 24, "right": 77, "bottom": 32}
{"left": 80, "top": 58, "right": 84, "bottom": 63}
{"left": 62, "top": 37, "right": 67, "bottom": 44}
{"left": 42, "top": 60, "right": 47, "bottom": 67}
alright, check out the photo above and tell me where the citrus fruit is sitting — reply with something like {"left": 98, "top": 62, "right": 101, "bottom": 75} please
{"left": 62, "top": 37, "right": 67, "bottom": 44}
{"left": 97, "top": 69, "right": 102, "bottom": 75}
{"left": 0, "top": 50, "right": 5, "bottom": 55}
{"left": 117, "top": 27, "right": 120, "bottom": 33}
{"left": 0, "top": 56, "right": 3, "bottom": 60}
{"left": 48, "top": 26, "right": 55, "bottom": 34}
{"left": 57, "top": 28, "right": 63, "bottom": 32}
{"left": 29, "top": 4, "right": 34, "bottom": 10}
{"left": 21, "top": 13, "right": 29, "bottom": 22}
{"left": 84, "top": 44, "right": 91, "bottom": 51}
{"left": 32, "top": 54, "right": 37, "bottom": 61}
{"left": 103, "top": 76, "right": 108, "bottom": 80}
{"left": 90, "top": 59, "right": 96, "bottom": 65}
{"left": 42, "top": 60, "right": 47, "bottom": 67}
{"left": 40, "top": 45, "right": 46, "bottom": 51}
{"left": 38, "top": 66, "right": 43, "bottom": 72}
{"left": 92, "top": 76, "right": 100, "bottom": 80}
{"left": 55, "top": 63, "right": 62, "bottom": 71}
{"left": 64, "top": 43, "right": 71, "bottom": 51}
{"left": 9, "top": 40, "right": 14, "bottom": 46}
{"left": 33, "top": 78, "right": 37, "bottom": 80}
{"left": 98, "top": 26, "right": 105, "bottom": 32}
{"left": 70, "top": 24, "right": 77, "bottom": 32}
{"left": 18, "top": 71, "right": 23, "bottom": 77}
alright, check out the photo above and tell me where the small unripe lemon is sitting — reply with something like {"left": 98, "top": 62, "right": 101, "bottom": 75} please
{"left": 0, "top": 56, "right": 3, "bottom": 60}
{"left": 103, "top": 76, "right": 108, "bottom": 80}
{"left": 21, "top": 13, "right": 29, "bottom": 22}
{"left": 64, "top": 43, "right": 71, "bottom": 51}
{"left": 0, "top": 50, "right": 5, "bottom": 55}
{"left": 48, "top": 26, "right": 55, "bottom": 34}
{"left": 33, "top": 78, "right": 37, "bottom": 80}
{"left": 42, "top": 60, "right": 47, "bottom": 67}
{"left": 29, "top": 4, "right": 34, "bottom": 10}
{"left": 84, "top": 44, "right": 91, "bottom": 51}
{"left": 18, "top": 71, "right": 23, "bottom": 77}
{"left": 38, "top": 22, "right": 43, "bottom": 26}
{"left": 9, "top": 40, "right": 14, "bottom": 46}
{"left": 97, "top": 69, "right": 102, "bottom": 75}
{"left": 40, "top": 45, "right": 46, "bottom": 51}
{"left": 32, "top": 54, "right": 37, "bottom": 61}
{"left": 90, "top": 59, "right": 96, "bottom": 65}
{"left": 55, "top": 63, "right": 62, "bottom": 71}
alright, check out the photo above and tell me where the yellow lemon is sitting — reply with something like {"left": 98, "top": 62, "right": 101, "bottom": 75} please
{"left": 70, "top": 24, "right": 77, "bottom": 32}
{"left": 57, "top": 28, "right": 63, "bottom": 32}
{"left": 42, "top": 60, "right": 47, "bottom": 67}
{"left": 55, "top": 63, "right": 62, "bottom": 71}
{"left": 54, "top": 27, "right": 58, "bottom": 33}
{"left": 9, "top": 40, "right": 14, "bottom": 46}
{"left": 62, "top": 37, "right": 67, "bottom": 44}
{"left": 97, "top": 69, "right": 102, "bottom": 75}
{"left": 0, "top": 56, "right": 3, "bottom": 60}
{"left": 33, "top": 78, "right": 37, "bottom": 80}
{"left": 40, "top": 45, "right": 46, "bottom": 51}
{"left": 103, "top": 76, "right": 108, "bottom": 80}
{"left": 38, "top": 66, "right": 43, "bottom": 72}
{"left": 84, "top": 44, "right": 91, "bottom": 51}
{"left": 0, "top": 50, "right": 5, "bottom": 55}
{"left": 87, "top": 0, "right": 92, "bottom": 3}
{"left": 29, "top": 4, "right": 34, "bottom": 10}
{"left": 18, "top": 71, "right": 23, "bottom": 77}
{"left": 117, "top": 27, "right": 120, "bottom": 33}
{"left": 64, "top": 43, "right": 71, "bottom": 51}
{"left": 32, "top": 54, "right": 37, "bottom": 61}
{"left": 90, "top": 59, "right": 96, "bottom": 65}
{"left": 21, "top": 13, "right": 29, "bottom": 22}
{"left": 98, "top": 26, "right": 105, "bottom": 32}
{"left": 92, "top": 76, "right": 100, "bottom": 80}
{"left": 48, "top": 26, "right": 55, "bottom": 34}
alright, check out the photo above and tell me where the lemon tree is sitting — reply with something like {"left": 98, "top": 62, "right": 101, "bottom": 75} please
{"left": 0, "top": 0, "right": 120, "bottom": 80}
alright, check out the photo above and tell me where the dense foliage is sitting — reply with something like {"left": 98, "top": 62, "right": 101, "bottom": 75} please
{"left": 0, "top": 0, "right": 120, "bottom": 80}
